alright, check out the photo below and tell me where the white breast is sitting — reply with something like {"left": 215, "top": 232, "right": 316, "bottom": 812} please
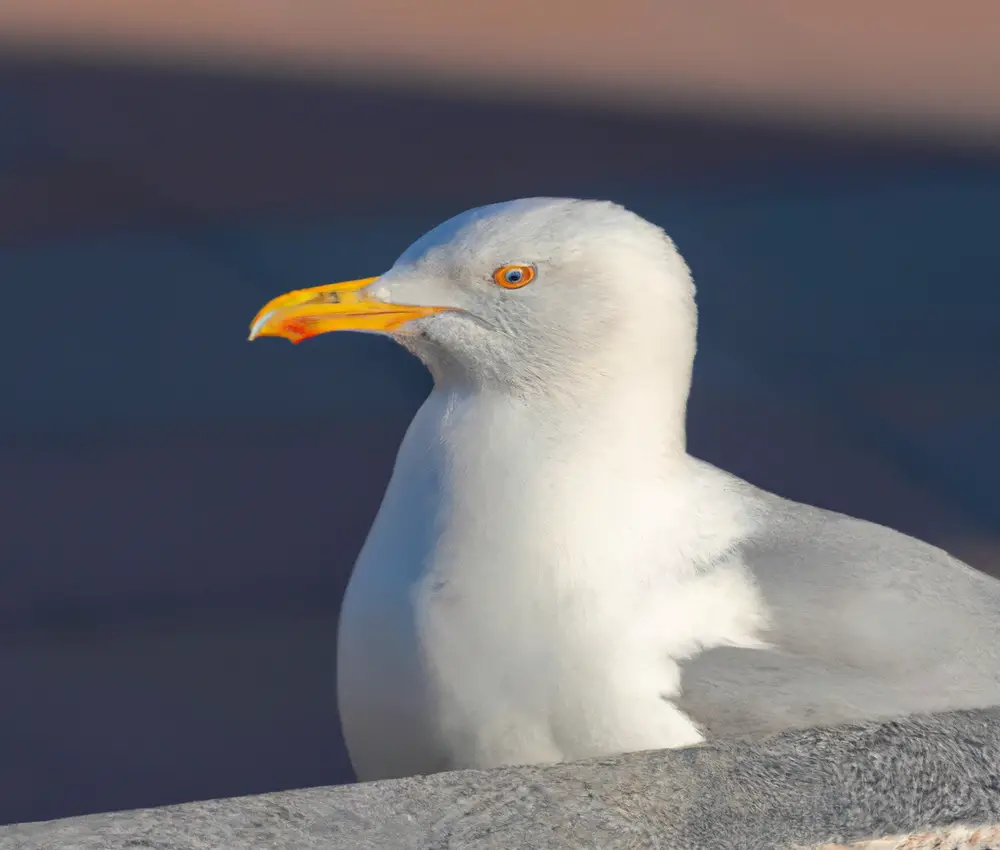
{"left": 337, "top": 389, "right": 769, "bottom": 780}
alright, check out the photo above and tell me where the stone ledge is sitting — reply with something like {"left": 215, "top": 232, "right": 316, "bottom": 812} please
{"left": 814, "top": 824, "right": 1000, "bottom": 849}
{"left": 4, "top": 708, "right": 1000, "bottom": 850}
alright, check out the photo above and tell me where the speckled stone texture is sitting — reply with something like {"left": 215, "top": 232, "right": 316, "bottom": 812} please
{"left": 3, "top": 708, "right": 1000, "bottom": 850}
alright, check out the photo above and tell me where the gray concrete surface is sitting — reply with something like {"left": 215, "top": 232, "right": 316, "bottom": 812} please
{"left": 4, "top": 708, "right": 1000, "bottom": 850}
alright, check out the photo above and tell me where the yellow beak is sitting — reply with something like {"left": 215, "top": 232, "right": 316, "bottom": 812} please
{"left": 248, "top": 277, "right": 449, "bottom": 344}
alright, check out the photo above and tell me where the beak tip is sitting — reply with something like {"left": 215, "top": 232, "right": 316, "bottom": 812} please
{"left": 248, "top": 310, "right": 276, "bottom": 342}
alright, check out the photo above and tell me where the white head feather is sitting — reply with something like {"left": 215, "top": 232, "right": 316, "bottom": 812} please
{"left": 366, "top": 198, "right": 698, "bottom": 447}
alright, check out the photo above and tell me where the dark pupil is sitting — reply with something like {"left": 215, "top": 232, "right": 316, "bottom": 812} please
{"left": 505, "top": 269, "right": 522, "bottom": 283}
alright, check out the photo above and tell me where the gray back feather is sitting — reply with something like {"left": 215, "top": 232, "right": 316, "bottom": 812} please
{"left": 678, "top": 481, "right": 1000, "bottom": 737}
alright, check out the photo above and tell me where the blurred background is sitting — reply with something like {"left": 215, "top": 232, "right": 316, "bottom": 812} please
{"left": 1, "top": 0, "right": 999, "bottom": 827}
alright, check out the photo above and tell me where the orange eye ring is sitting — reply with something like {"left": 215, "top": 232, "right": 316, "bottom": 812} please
{"left": 493, "top": 263, "right": 536, "bottom": 289}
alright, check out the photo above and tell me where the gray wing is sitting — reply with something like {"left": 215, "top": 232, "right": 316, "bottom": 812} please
{"left": 676, "top": 489, "right": 1000, "bottom": 737}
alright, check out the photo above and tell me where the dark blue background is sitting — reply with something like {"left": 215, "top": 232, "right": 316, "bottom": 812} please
{"left": 1, "top": 53, "right": 998, "bottom": 825}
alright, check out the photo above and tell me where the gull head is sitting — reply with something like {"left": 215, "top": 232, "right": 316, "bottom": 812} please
{"left": 249, "top": 198, "right": 698, "bottom": 395}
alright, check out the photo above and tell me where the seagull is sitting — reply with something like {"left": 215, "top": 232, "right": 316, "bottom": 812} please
{"left": 249, "top": 198, "right": 1000, "bottom": 782}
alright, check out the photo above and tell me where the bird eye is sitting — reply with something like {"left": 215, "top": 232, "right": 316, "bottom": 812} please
{"left": 493, "top": 263, "right": 535, "bottom": 289}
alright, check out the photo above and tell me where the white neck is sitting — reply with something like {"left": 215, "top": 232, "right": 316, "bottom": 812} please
{"left": 396, "top": 368, "right": 699, "bottom": 600}
{"left": 413, "top": 303, "right": 696, "bottom": 463}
